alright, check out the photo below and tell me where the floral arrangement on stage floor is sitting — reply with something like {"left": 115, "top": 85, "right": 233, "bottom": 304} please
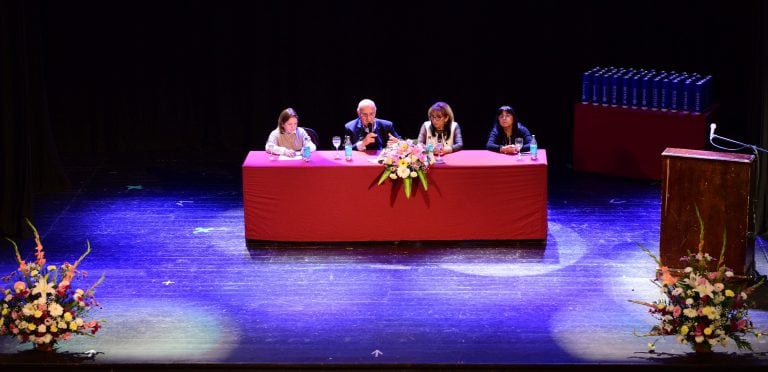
{"left": 1, "top": 219, "right": 104, "bottom": 351}
{"left": 377, "top": 139, "right": 434, "bottom": 198}
{"left": 630, "top": 207, "right": 764, "bottom": 353}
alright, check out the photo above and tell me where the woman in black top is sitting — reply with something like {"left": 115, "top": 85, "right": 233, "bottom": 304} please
{"left": 485, "top": 105, "right": 532, "bottom": 154}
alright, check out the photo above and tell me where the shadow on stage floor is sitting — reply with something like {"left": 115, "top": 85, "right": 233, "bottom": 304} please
{"left": 1, "top": 155, "right": 767, "bottom": 371}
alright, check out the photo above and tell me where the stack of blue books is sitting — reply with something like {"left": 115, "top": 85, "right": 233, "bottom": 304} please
{"left": 580, "top": 66, "right": 713, "bottom": 113}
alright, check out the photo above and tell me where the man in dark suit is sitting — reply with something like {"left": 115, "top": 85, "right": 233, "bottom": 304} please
{"left": 344, "top": 99, "right": 400, "bottom": 151}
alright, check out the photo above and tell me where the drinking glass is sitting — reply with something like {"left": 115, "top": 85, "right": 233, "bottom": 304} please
{"left": 514, "top": 137, "right": 524, "bottom": 160}
{"left": 434, "top": 134, "right": 445, "bottom": 164}
{"left": 266, "top": 143, "right": 275, "bottom": 160}
{"left": 332, "top": 136, "right": 342, "bottom": 159}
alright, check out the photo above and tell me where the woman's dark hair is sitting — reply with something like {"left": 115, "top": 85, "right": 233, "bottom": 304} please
{"left": 493, "top": 105, "right": 520, "bottom": 128}
{"left": 496, "top": 105, "right": 518, "bottom": 125}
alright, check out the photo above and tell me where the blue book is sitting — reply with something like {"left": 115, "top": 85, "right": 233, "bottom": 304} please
{"left": 651, "top": 71, "right": 668, "bottom": 110}
{"left": 669, "top": 73, "right": 687, "bottom": 112}
{"left": 600, "top": 68, "right": 614, "bottom": 106}
{"left": 610, "top": 68, "right": 624, "bottom": 106}
{"left": 660, "top": 72, "right": 676, "bottom": 111}
{"left": 697, "top": 75, "right": 713, "bottom": 112}
{"left": 621, "top": 70, "right": 633, "bottom": 107}
{"left": 581, "top": 67, "right": 598, "bottom": 103}
{"left": 591, "top": 68, "right": 604, "bottom": 104}
{"left": 630, "top": 70, "right": 642, "bottom": 108}
{"left": 681, "top": 74, "right": 699, "bottom": 112}
{"left": 640, "top": 71, "right": 654, "bottom": 109}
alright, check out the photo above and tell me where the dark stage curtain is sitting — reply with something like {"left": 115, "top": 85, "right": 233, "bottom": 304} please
{"left": 758, "top": 0, "right": 768, "bottom": 236}
{"left": 0, "top": 0, "right": 68, "bottom": 238}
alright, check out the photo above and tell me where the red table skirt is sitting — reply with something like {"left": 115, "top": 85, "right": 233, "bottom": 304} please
{"left": 242, "top": 150, "right": 548, "bottom": 242}
{"left": 573, "top": 103, "right": 714, "bottom": 179}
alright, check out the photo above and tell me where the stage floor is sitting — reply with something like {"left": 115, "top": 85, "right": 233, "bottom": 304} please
{"left": 1, "top": 155, "right": 767, "bottom": 371}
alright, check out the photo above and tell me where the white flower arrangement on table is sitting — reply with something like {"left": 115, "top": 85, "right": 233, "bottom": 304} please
{"left": 1, "top": 219, "right": 105, "bottom": 351}
{"left": 630, "top": 207, "right": 764, "bottom": 353}
{"left": 377, "top": 139, "right": 434, "bottom": 199}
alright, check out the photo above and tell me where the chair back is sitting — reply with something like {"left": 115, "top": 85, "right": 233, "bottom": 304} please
{"left": 302, "top": 127, "right": 319, "bottom": 147}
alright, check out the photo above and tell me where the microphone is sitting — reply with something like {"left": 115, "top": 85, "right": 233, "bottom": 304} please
{"left": 709, "top": 123, "right": 716, "bottom": 141}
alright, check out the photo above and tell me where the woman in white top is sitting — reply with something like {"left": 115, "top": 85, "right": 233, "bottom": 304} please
{"left": 265, "top": 108, "right": 316, "bottom": 157}
{"left": 417, "top": 101, "right": 463, "bottom": 154}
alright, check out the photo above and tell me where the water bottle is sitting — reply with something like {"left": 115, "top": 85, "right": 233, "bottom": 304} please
{"left": 344, "top": 135, "right": 353, "bottom": 161}
{"left": 530, "top": 135, "right": 538, "bottom": 161}
{"left": 302, "top": 143, "right": 311, "bottom": 162}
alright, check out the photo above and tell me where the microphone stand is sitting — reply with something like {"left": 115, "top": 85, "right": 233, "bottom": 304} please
{"left": 710, "top": 132, "right": 768, "bottom": 284}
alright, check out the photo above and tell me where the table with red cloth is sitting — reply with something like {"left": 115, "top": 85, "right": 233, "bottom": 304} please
{"left": 242, "top": 150, "right": 548, "bottom": 242}
{"left": 573, "top": 103, "right": 715, "bottom": 179}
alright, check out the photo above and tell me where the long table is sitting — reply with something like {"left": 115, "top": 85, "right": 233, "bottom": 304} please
{"left": 242, "top": 150, "right": 548, "bottom": 242}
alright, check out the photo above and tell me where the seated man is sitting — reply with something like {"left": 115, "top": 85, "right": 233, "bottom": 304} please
{"left": 344, "top": 98, "right": 400, "bottom": 151}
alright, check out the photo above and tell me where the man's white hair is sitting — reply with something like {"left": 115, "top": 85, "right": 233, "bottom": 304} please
{"left": 357, "top": 99, "right": 377, "bottom": 113}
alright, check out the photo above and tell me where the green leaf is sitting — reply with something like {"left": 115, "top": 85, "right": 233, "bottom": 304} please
{"left": 417, "top": 170, "right": 428, "bottom": 191}
{"left": 637, "top": 243, "right": 662, "bottom": 267}
{"left": 404, "top": 177, "right": 412, "bottom": 199}
{"left": 377, "top": 168, "right": 392, "bottom": 185}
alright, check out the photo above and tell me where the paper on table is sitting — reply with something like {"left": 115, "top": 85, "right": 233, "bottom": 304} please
{"left": 279, "top": 154, "right": 304, "bottom": 161}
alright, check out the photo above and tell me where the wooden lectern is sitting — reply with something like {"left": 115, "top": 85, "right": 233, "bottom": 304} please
{"left": 660, "top": 148, "right": 755, "bottom": 275}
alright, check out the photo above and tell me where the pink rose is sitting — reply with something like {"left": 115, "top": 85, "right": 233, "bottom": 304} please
{"left": 56, "top": 280, "right": 70, "bottom": 297}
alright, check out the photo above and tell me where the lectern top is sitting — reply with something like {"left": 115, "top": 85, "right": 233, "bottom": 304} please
{"left": 662, "top": 148, "right": 754, "bottom": 163}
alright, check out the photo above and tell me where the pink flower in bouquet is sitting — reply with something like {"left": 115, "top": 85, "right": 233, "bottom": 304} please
{"left": 630, "top": 206, "right": 764, "bottom": 352}
{"left": 377, "top": 139, "right": 433, "bottom": 199}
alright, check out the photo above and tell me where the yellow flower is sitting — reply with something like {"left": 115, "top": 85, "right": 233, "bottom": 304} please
{"left": 656, "top": 303, "right": 665, "bottom": 310}
{"left": 680, "top": 325, "right": 689, "bottom": 335}
{"left": 69, "top": 322, "right": 78, "bottom": 331}
{"left": 704, "top": 327, "right": 713, "bottom": 336}
{"left": 725, "top": 289, "right": 735, "bottom": 297}
{"left": 27, "top": 323, "right": 36, "bottom": 331}
{"left": 34, "top": 310, "right": 43, "bottom": 318}
{"left": 63, "top": 312, "right": 73, "bottom": 321}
